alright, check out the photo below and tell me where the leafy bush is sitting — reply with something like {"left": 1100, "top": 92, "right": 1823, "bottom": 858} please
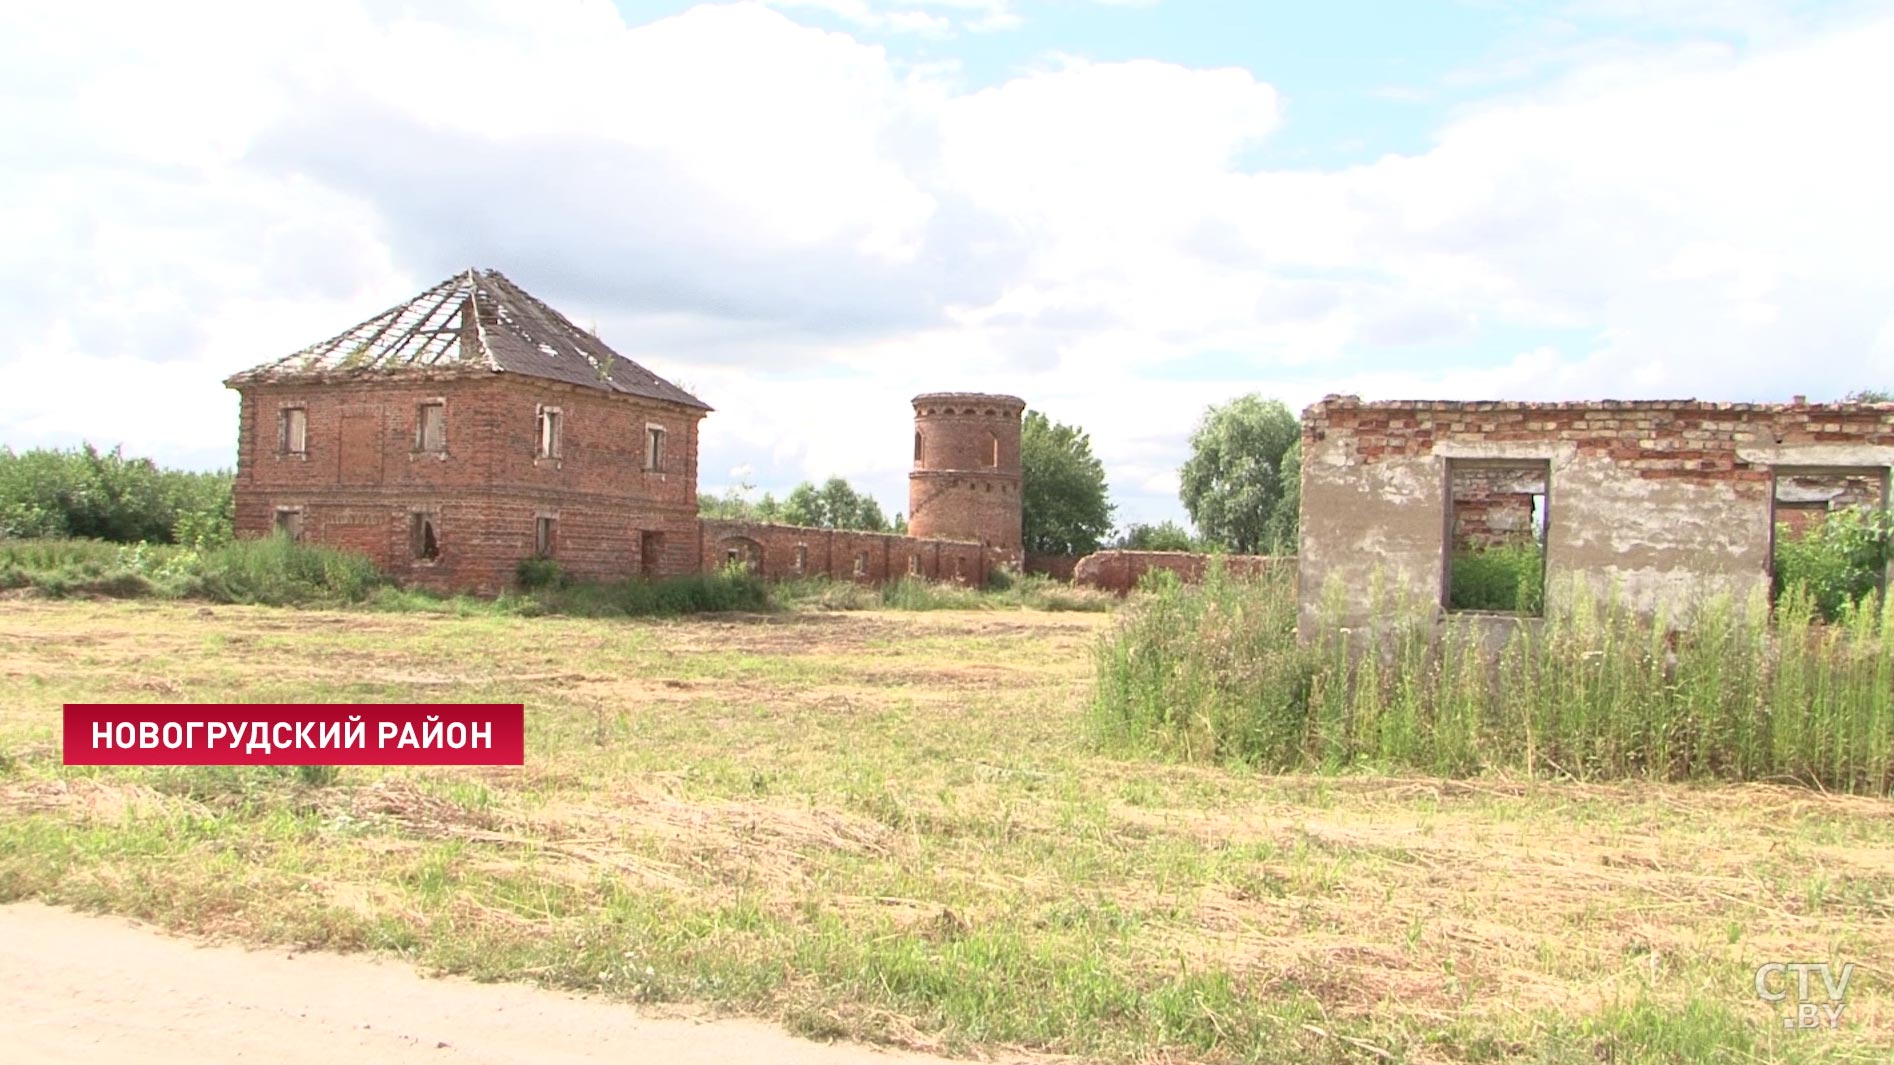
{"left": 0, "top": 538, "right": 192, "bottom": 598}
{"left": 1775, "top": 507, "right": 1891, "bottom": 621}
{"left": 513, "top": 565, "right": 770, "bottom": 618}
{"left": 1095, "top": 565, "right": 1894, "bottom": 793}
{"left": 1448, "top": 543, "right": 1544, "bottom": 613}
{"left": 185, "top": 536, "right": 385, "bottom": 605}
{"left": 1014, "top": 572, "right": 1115, "bottom": 612}
{"left": 0, "top": 444, "right": 232, "bottom": 545}
{"left": 879, "top": 576, "right": 984, "bottom": 610}
{"left": 515, "top": 556, "right": 567, "bottom": 590}
{"left": 0, "top": 536, "right": 380, "bottom": 604}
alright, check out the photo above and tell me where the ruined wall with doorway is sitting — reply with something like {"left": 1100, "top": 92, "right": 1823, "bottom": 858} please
{"left": 697, "top": 520, "right": 987, "bottom": 585}
{"left": 1298, "top": 396, "right": 1894, "bottom": 633}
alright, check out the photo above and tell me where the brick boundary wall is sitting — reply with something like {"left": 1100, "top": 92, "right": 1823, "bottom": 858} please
{"left": 1071, "top": 550, "right": 1290, "bottom": 595}
{"left": 698, "top": 520, "right": 988, "bottom": 585}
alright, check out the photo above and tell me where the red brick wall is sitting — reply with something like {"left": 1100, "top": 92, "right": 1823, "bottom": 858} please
{"left": 232, "top": 373, "right": 705, "bottom": 594}
{"left": 1775, "top": 503, "right": 1827, "bottom": 538}
{"left": 1302, "top": 398, "right": 1894, "bottom": 484}
{"left": 698, "top": 520, "right": 987, "bottom": 585}
{"left": 908, "top": 473, "right": 1023, "bottom": 557}
{"left": 1450, "top": 466, "right": 1543, "bottom": 550}
{"left": 1072, "top": 550, "right": 1288, "bottom": 594}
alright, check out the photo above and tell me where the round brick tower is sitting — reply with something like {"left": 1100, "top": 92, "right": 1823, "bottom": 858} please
{"left": 909, "top": 392, "right": 1026, "bottom": 566}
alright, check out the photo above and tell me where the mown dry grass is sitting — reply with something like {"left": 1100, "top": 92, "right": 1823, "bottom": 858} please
{"left": 1, "top": 597, "right": 1891, "bottom": 1063}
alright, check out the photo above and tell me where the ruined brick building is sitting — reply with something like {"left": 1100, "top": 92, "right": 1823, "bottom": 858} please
{"left": 227, "top": 270, "right": 1011, "bottom": 593}
{"left": 1298, "top": 396, "right": 1894, "bottom": 632}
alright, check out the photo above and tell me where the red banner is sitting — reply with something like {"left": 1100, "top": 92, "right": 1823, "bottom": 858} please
{"left": 62, "top": 704, "right": 525, "bottom": 766}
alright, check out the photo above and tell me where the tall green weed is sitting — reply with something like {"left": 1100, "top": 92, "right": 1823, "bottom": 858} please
{"left": 1095, "top": 562, "right": 1894, "bottom": 793}
{"left": 1448, "top": 542, "right": 1545, "bottom": 613}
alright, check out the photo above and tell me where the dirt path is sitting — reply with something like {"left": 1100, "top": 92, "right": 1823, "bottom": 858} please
{"left": 0, "top": 902, "right": 972, "bottom": 1065}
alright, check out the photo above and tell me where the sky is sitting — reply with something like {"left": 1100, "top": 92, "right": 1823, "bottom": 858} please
{"left": 2, "top": 0, "right": 1891, "bottom": 531}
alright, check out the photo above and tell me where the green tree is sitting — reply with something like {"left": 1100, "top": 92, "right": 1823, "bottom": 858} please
{"left": 1178, "top": 395, "right": 1301, "bottom": 555}
{"left": 699, "top": 480, "right": 787, "bottom": 524}
{"left": 698, "top": 479, "right": 757, "bottom": 521}
{"left": 1020, "top": 411, "right": 1114, "bottom": 555}
{"left": 1114, "top": 520, "right": 1199, "bottom": 551}
{"left": 781, "top": 477, "right": 890, "bottom": 531}
{"left": 1263, "top": 438, "right": 1300, "bottom": 554}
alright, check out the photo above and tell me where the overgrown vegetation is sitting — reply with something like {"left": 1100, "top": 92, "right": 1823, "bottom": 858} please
{"left": 0, "top": 537, "right": 379, "bottom": 605}
{"left": 0, "top": 538, "right": 774, "bottom": 617}
{"left": 0, "top": 444, "right": 232, "bottom": 547}
{"left": 1096, "top": 561, "right": 1894, "bottom": 793}
{"left": 773, "top": 573, "right": 1113, "bottom": 612}
{"left": 1447, "top": 541, "right": 1546, "bottom": 613}
{"left": 1774, "top": 507, "right": 1891, "bottom": 621}
{"left": 4, "top": 602, "right": 1889, "bottom": 1063}
{"left": 499, "top": 562, "right": 771, "bottom": 617}
{"left": 189, "top": 535, "right": 386, "bottom": 605}
{"left": 0, "top": 538, "right": 1104, "bottom": 617}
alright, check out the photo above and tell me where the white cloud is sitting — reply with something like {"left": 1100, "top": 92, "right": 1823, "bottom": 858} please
{"left": 2, "top": 1, "right": 1892, "bottom": 531}
{"left": 762, "top": 0, "right": 1015, "bottom": 35}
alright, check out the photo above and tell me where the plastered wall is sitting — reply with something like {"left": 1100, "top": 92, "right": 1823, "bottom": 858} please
{"left": 1298, "top": 397, "right": 1894, "bottom": 633}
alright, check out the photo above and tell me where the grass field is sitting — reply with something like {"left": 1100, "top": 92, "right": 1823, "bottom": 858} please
{"left": 2, "top": 598, "right": 1891, "bottom": 1063}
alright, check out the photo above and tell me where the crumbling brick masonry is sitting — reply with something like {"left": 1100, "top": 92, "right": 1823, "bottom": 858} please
{"left": 1072, "top": 550, "right": 1286, "bottom": 595}
{"left": 1298, "top": 396, "right": 1894, "bottom": 633}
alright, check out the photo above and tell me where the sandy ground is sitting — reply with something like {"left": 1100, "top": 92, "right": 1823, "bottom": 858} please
{"left": 0, "top": 902, "right": 974, "bottom": 1065}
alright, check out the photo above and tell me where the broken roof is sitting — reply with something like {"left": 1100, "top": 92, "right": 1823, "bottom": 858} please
{"left": 225, "top": 269, "right": 710, "bottom": 410}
